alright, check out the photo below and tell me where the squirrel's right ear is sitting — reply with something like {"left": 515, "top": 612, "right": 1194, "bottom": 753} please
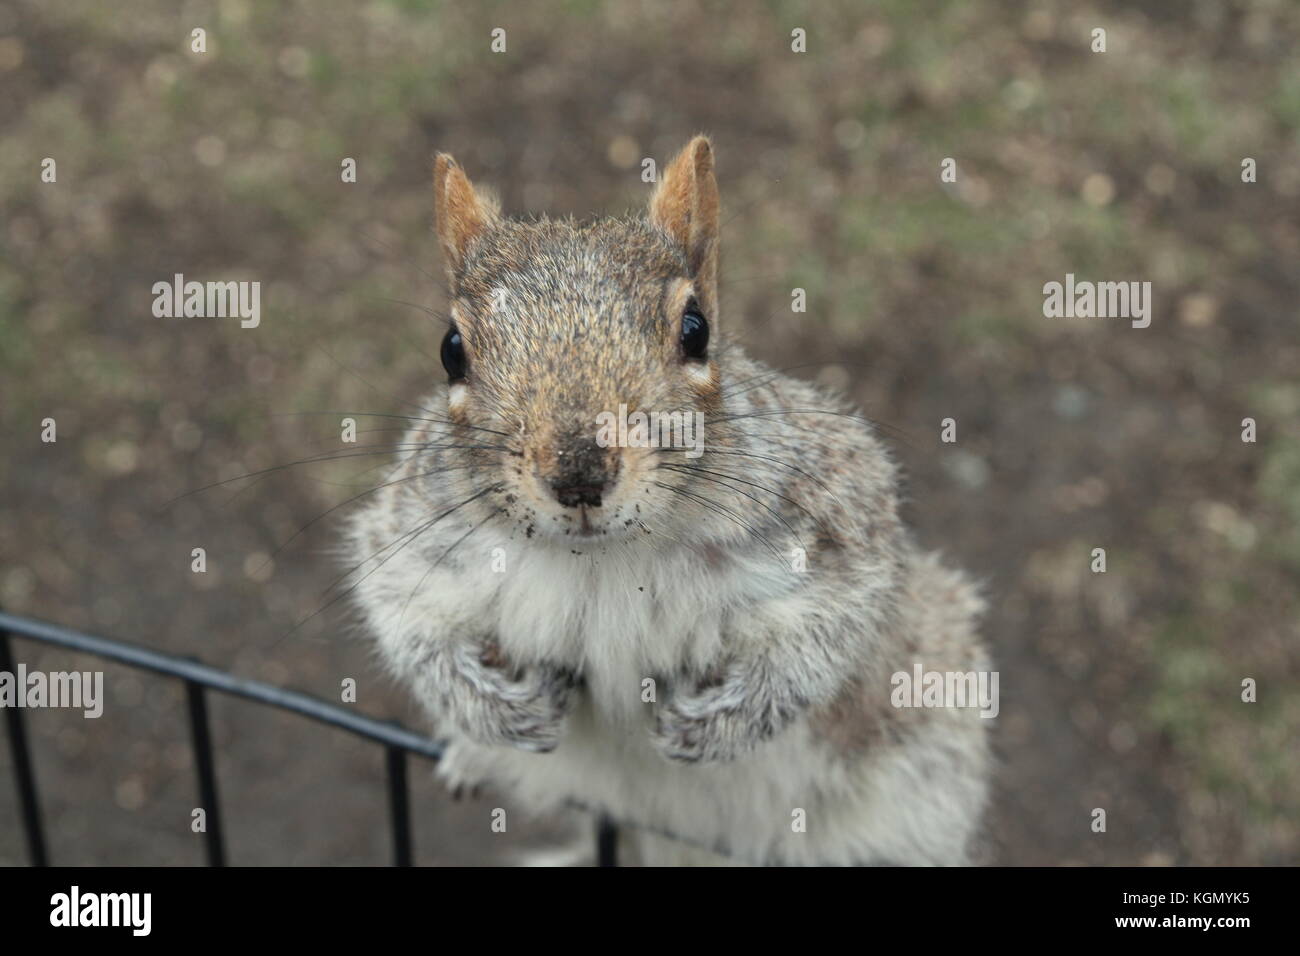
{"left": 649, "top": 136, "right": 720, "bottom": 315}
{"left": 433, "top": 153, "right": 498, "bottom": 284}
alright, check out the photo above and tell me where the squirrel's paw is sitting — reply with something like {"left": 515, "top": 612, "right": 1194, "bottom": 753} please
{"left": 442, "top": 640, "right": 577, "bottom": 753}
{"left": 651, "top": 666, "right": 796, "bottom": 764}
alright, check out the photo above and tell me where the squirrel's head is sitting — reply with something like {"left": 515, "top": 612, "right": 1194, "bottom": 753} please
{"left": 432, "top": 136, "right": 725, "bottom": 542}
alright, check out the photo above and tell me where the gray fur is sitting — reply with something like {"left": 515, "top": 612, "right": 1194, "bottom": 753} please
{"left": 345, "top": 143, "right": 990, "bottom": 865}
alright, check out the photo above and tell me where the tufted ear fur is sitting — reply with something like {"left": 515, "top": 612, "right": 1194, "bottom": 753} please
{"left": 648, "top": 135, "right": 720, "bottom": 317}
{"left": 433, "top": 152, "right": 499, "bottom": 287}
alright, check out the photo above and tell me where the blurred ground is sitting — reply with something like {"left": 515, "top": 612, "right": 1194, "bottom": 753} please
{"left": 0, "top": 0, "right": 1297, "bottom": 865}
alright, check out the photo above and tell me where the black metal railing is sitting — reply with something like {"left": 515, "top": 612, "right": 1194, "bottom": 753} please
{"left": 0, "top": 610, "right": 618, "bottom": 866}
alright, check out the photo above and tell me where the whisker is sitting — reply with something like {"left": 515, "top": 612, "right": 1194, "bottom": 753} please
{"left": 368, "top": 295, "right": 446, "bottom": 321}
{"left": 276, "top": 482, "right": 503, "bottom": 645}
{"left": 310, "top": 342, "right": 446, "bottom": 422}
{"left": 320, "top": 482, "right": 502, "bottom": 601}
{"left": 252, "top": 463, "right": 485, "bottom": 575}
{"left": 271, "top": 410, "right": 512, "bottom": 439}
{"left": 164, "top": 442, "right": 509, "bottom": 507}
{"left": 650, "top": 480, "right": 786, "bottom": 563}
{"left": 219, "top": 428, "right": 438, "bottom": 507}
{"left": 711, "top": 406, "right": 882, "bottom": 430}
{"left": 394, "top": 506, "right": 503, "bottom": 634}
{"left": 358, "top": 228, "right": 449, "bottom": 293}
{"left": 658, "top": 461, "right": 827, "bottom": 539}
{"left": 658, "top": 464, "right": 805, "bottom": 549}
{"left": 719, "top": 359, "right": 875, "bottom": 400}
{"left": 710, "top": 407, "right": 912, "bottom": 445}
{"left": 654, "top": 446, "right": 843, "bottom": 507}
{"left": 719, "top": 184, "right": 779, "bottom": 230}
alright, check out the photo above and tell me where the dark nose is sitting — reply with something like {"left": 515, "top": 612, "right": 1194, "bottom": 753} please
{"left": 549, "top": 436, "right": 613, "bottom": 508}
{"left": 551, "top": 482, "right": 605, "bottom": 508}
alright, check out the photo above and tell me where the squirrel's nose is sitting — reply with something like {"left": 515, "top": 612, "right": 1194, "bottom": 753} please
{"left": 546, "top": 435, "right": 617, "bottom": 508}
{"left": 550, "top": 481, "right": 605, "bottom": 508}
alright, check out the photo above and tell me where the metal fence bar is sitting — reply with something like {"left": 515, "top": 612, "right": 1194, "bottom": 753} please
{"left": 386, "top": 745, "right": 412, "bottom": 866}
{"left": 0, "top": 611, "right": 636, "bottom": 866}
{"left": 0, "top": 628, "right": 48, "bottom": 866}
{"left": 186, "top": 680, "right": 226, "bottom": 866}
{"left": 0, "top": 612, "right": 444, "bottom": 759}
{"left": 596, "top": 814, "right": 618, "bottom": 867}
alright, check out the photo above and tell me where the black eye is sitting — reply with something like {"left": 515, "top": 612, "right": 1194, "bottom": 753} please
{"left": 680, "top": 304, "right": 709, "bottom": 360}
{"left": 441, "top": 326, "right": 468, "bottom": 381}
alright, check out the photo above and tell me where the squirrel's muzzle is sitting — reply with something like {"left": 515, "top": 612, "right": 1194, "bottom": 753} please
{"left": 547, "top": 436, "right": 618, "bottom": 509}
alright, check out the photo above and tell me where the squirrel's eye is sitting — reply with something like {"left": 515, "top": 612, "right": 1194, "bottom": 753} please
{"left": 680, "top": 305, "right": 709, "bottom": 360}
{"left": 441, "top": 326, "right": 468, "bottom": 381}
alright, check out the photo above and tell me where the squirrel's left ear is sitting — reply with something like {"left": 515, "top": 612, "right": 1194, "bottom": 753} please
{"left": 433, "top": 152, "right": 499, "bottom": 287}
{"left": 649, "top": 135, "right": 720, "bottom": 315}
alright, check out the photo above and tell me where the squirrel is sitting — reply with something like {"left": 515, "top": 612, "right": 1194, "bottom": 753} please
{"left": 345, "top": 136, "right": 991, "bottom": 865}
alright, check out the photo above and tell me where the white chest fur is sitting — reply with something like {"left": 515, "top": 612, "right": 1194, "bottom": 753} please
{"left": 474, "top": 526, "right": 789, "bottom": 727}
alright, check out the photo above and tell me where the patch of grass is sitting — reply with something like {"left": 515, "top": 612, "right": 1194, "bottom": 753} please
{"left": 1257, "top": 433, "right": 1300, "bottom": 572}
{"left": 1149, "top": 611, "right": 1299, "bottom": 829}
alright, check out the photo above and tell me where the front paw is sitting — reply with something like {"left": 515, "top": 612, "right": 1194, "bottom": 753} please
{"left": 651, "top": 668, "right": 798, "bottom": 764}
{"left": 445, "top": 641, "right": 577, "bottom": 753}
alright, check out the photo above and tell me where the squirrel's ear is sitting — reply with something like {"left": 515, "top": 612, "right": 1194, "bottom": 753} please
{"left": 434, "top": 153, "right": 497, "bottom": 284}
{"left": 649, "top": 136, "right": 719, "bottom": 306}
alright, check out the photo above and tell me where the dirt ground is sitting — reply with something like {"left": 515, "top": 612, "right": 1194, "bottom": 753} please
{"left": 1, "top": 0, "right": 1297, "bottom": 865}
